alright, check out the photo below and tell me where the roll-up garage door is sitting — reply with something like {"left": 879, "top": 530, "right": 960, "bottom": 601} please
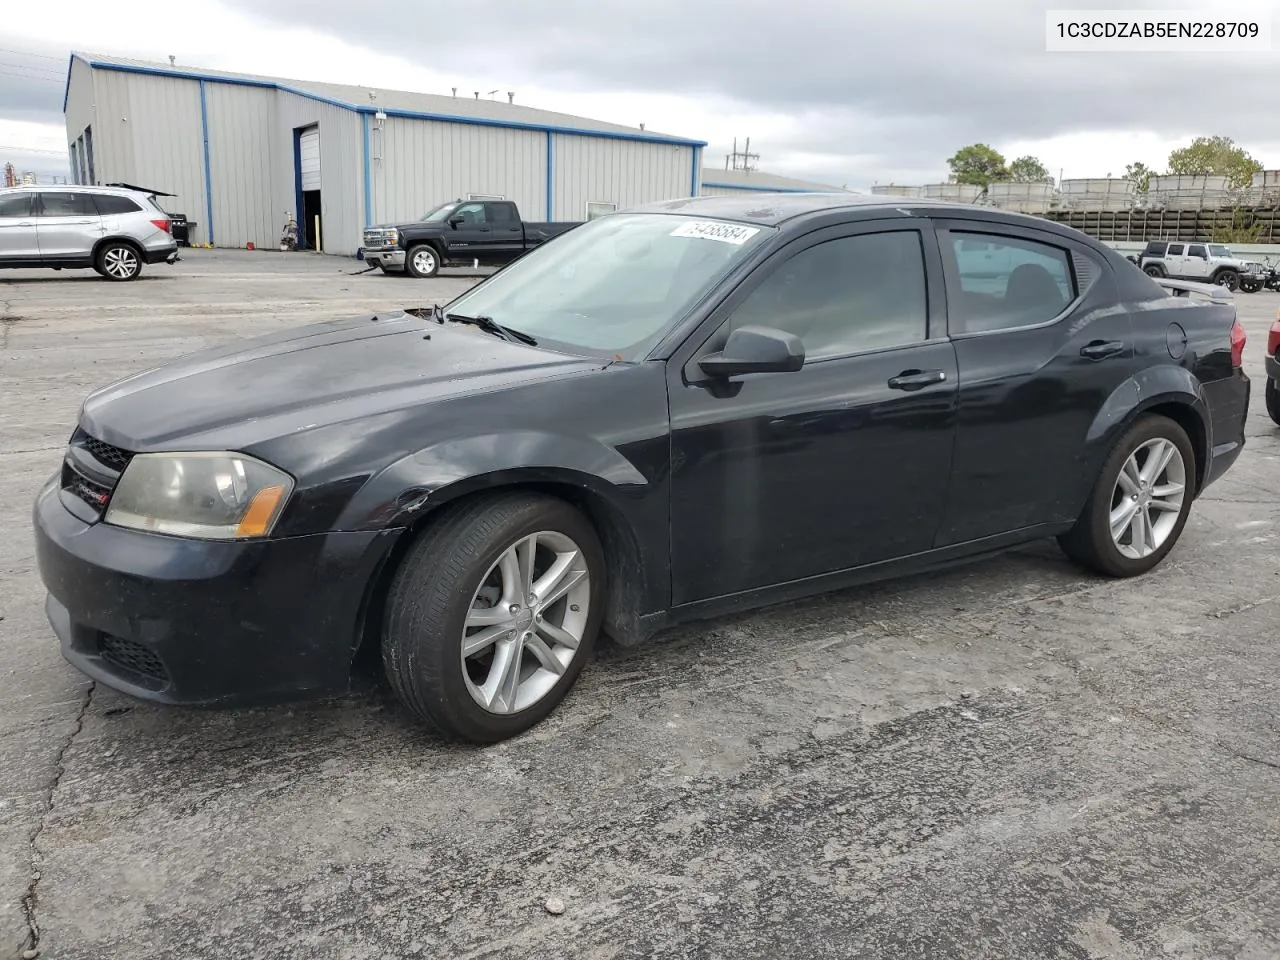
{"left": 299, "top": 128, "right": 320, "bottom": 191}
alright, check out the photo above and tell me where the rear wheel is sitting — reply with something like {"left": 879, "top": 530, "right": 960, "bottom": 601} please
{"left": 381, "top": 492, "right": 605, "bottom": 742}
{"left": 1058, "top": 414, "right": 1195, "bottom": 577}
{"left": 1144, "top": 263, "right": 1166, "bottom": 278}
{"left": 96, "top": 242, "right": 142, "bottom": 281}
{"left": 405, "top": 244, "right": 441, "bottom": 278}
{"left": 1266, "top": 379, "right": 1280, "bottom": 426}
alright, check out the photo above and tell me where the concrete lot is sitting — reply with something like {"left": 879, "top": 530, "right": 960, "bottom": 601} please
{"left": 2, "top": 249, "right": 1278, "bottom": 960}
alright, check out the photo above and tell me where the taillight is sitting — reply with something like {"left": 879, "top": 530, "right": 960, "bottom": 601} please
{"left": 1230, "top": 317, "right": 1246, "bottom": 368}
{"left": 150, "top": 218, "right": 171, "bottom": 233}
{"left": 1268, "top": 310, "right": 1280, "bottom": 357}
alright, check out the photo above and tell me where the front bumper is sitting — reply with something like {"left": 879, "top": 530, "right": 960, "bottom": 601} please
{"left": 364, "top": 246, "right": 405, "bottom": 270}
{"left": 32, "top": 474, "right": 401, "bottom": 706}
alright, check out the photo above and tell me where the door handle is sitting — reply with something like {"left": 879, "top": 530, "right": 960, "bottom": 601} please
{"left": 887, "top": 369, "right": 947, "bottom": 391}
{"left": 1080, "top": 340, "right": 1126, "bottom": 360}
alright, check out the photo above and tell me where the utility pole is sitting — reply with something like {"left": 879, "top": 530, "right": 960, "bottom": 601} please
{"left": 725, "top": 136, "right": 759, "bottom": 173}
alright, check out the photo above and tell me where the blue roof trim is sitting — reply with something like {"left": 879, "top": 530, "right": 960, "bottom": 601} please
{"left": 62, "top": 53, "right": 82, "bottom": 113}
{"left": 700, "top": 181, "right": 822, "bottom": 194}
{"left": 74, "top": 59, "right": 708, "bottom": 148}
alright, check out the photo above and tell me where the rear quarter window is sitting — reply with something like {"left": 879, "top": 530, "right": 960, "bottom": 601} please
{"left": 92, "top": 194, "right": 144, "bottom": 215}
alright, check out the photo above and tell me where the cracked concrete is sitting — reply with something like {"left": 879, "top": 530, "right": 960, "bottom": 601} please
{"left": 2, "top": 251, "right": 1278, "bottom": 959}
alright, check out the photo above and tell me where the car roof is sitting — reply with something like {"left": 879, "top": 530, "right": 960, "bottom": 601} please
{"left": 627, "top": 190, "right": 1116, "bottom": 250}
{"left": 0, "top": 184, "right": 150, "bottom": 196}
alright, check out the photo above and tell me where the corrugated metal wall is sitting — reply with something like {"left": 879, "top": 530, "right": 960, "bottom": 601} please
{"left": 63, "top": 58, "right": 96, "bottom": 182}
{"left": 274, "top": 91, "right": 365, "bottom": 255}
{"left": 203, "top": 83, "right": 276, "bottom": 249}
{"left": 90, "top": 70, "right": 206, "bottom": 240}
{"left": 699, "top": 185, "right": 748, "bottom": 198}
{"left": 373, "top": 117, "right": 546, "bottom": 224}
{"left": 552, "top": 134, "right": 694, "bottom": 220}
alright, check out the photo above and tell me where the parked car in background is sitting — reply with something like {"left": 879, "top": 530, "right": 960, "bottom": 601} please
{"left": 1266, "top": 309, "right": 1280, "bottom": 424}
{"left": 0, "top": 185, "right": 179, "bottom": 281}
{"left": 1137, "top": 240, "right": 1266, "bottom": 292}
{"left": 34, "top": 193, "right": 1249, "bottom": 743}
{"left": 362, "top": 198, "right": 582, "bottom": 277}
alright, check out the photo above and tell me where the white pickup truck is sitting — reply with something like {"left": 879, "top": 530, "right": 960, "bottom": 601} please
{"left": 1136, "top": 240, "right": 1266, "bottom": 293}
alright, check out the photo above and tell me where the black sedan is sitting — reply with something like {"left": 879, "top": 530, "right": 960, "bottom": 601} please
{"left": 33, "top": 193, "right": 1250, "bottom": 743}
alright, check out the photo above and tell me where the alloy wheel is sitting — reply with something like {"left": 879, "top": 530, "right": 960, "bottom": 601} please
{"left": 412, "top": 249, "right": 437, "bottom": 275}
{"left": 460, "top": 530, "right": 591, "bottom": 714}
{"left": 1108, "top": 437, "right": 1187, "bottom": 560}
{"left": 103, "top": 247, "right": 139, "bottom": 280}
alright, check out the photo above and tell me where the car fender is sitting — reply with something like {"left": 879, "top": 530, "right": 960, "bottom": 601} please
{"left": 1072, "top": 364, "right": 1209, "bottom": 510}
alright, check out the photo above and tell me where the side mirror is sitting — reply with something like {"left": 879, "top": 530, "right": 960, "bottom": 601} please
{"left": 448, "top": 216, "right": 464, "bottom": 228}
{"left": 698, "top": 325, "right": 805, "bottom": 378}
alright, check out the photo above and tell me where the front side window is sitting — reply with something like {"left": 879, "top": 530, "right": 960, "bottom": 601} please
{"left": 444, "top": 213, "right": 773, "bottom": 359}
{"left": 36, "top": 192, "right": 97, "bottom": 217}
{"left": 948, "top": 231, "right": 1075, "bottom": 334}
{"left": 728, "top": 231, "right": 928, "bottom": 359}
{"left": 453, "top": 202, "right": 487, "bottom": 225}
{"left": 1187, "top": 244, "right": 1207, "bottom": 259}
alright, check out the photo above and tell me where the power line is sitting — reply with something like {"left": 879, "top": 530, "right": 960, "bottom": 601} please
{"left": 0, "top": 145, "right": 70, "bottom": 157}
{"left": 0, "top": 67, "right": 63, "bottom": 83}
{"left": 0, "top": 46, "right": 66, "bottom": 62}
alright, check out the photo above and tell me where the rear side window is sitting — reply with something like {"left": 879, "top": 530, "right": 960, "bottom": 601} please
{"left": 0, "top": 193, "right": 32, "bottom": 218}
{"left": 36, "top": 192, "right": 97, "bottom": 217}
{"left": 92, "top": 194, "right": 143, "bottom": 215}
{"left": 947, "top": 231, "right": 1075, "bottom": 334}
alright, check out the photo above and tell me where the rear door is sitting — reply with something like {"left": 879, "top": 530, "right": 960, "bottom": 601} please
{"left": 0, "top": 192, "right": 38, "bottom": 260}
{"left": 484, "top": 201, "right": 526, "bottom": 260}
{"left": 932, "top": 218, "right": 1131, "bottom": 545}
{"left": 34, "top": 191, "right": 103, "bottom": 260}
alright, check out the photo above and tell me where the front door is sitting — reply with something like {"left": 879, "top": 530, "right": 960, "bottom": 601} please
{"left": 1183, "top": 243, "right": 1212, "bottom": 279}
{"left": 931, "top": 218, "right": 1136, "bottom": 545}
{"left": 0, "top": 192, "right": 38, "bottom": 260}
{"left": 667, "top": 220, "right": 958, "bottom": 606}
{"left": 1164, "top": 242, "right": 1188, "bottom": 278}
{"left": 34, "top": 191, "right": 102, "bottom": 260}
{"left": 445, "top": 201, "right": 496, "bottom": 261}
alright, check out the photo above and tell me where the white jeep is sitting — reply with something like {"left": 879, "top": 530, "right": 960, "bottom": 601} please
{"left": 1137, "top": 240, "right": 1265, "bottom": 293}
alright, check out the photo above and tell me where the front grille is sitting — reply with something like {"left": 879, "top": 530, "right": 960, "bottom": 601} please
{"left": 98, "top": 634, "right": 170, "bottom": 687}
{"left": 61, "top": 427, "right": 134, "bottom": 518}
{"left": 363, "top": 229, "right": 397, "bottom": 248}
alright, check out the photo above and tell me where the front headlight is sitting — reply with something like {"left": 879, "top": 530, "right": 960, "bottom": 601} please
{"left": 104, "top": 452, "right": 294, "bottom": 539}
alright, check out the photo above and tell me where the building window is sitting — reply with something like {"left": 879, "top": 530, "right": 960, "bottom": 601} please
{"left": 83, "top": 126, "right": 95, "bottom": 184}
{"left": 69, "top": 142, "right": 80, "bottom": 185}
{"left": 467, "top": 193, "right": 504, "bottom": 200}
{"left": 586, "top": 201, "right": 616, "bottom": 220}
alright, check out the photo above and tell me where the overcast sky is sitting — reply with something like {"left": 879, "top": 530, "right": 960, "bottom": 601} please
{"left": 2, "top": 0, "right": 1277, "bottom": 188}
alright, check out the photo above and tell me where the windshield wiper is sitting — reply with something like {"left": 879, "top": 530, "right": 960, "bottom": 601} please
{"left": 445, "top": 312, "right": 537, "bottom": 346}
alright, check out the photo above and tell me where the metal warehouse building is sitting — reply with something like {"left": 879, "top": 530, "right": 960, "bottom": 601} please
{"left": 63, "top": 52, "right": 707, "bottom": 256}
{"left": 699, "top": 167, "right": 846, "bottom": 197}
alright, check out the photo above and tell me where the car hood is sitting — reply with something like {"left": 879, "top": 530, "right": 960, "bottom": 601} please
{"left": 79, "top": 311, "right": 602, "bottom": 451}
{"left": 368, "top": 221, "right": 444, "bottom": 233}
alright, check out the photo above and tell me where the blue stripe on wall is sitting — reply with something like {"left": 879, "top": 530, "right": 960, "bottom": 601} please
{"left": 198, "top": 80, "right": 214, "bottom": 245}
{"left": 545, "top": 132, "right": 554, "bottom": 220}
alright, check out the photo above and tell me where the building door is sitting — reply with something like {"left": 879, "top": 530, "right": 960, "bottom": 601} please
{"left": 297, "top": 126, "right": 322, "bottom": 251}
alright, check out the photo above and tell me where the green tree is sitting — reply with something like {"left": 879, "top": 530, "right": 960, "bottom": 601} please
{"left": 947, "top": 143, "right": 1009, "bottom": 188}
{"left": 1124, "top": 161, "right": 1153, "bottom": 192}
{"left": 1166, "top": 135, "right": 1262, "bottom": 188}
{"left": 1008, "top": 155, "right": 1053, "bottom": 183}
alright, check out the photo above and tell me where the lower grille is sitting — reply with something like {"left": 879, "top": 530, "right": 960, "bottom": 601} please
{"left": 67, "top": 472, "right": 112, "bottom": 510}
{"left": 99, "top": 634, "right": 170, "bottom": 687}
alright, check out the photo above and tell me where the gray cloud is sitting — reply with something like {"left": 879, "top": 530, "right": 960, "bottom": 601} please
{"left": 215, "top": 0, "right": 1278, "bottom": 184}
{"left": 0, "top": 42, "right": 68, "bottom": 126}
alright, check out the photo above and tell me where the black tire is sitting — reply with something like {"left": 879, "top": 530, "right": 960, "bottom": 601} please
{"left": 382, "top": 492, "right": 606, "bottom": 743}
{"left": 1143, "top": 263, "right": 1166, "bottom": 278}
{"left": 1058, "top": 414, "right": 1196, "bottom": 578}
{"left": 1266, "top": 379, "right": 1280, "bottom": 426}
{"left": 405, "top": 244, "right": 441, "bottom": 278}
{"left": 1213, "top": 268, "right": 1240, "bottom": 292}
{"left": 1241, "top": 280, "right": 1261, "bottom": 293}
{"left": 95, "top": 241, "right": 142, "bottom": 281}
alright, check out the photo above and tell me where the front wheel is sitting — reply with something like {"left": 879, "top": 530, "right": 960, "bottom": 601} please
{"left": 1266, "top": 380, "right": 1280, "bottom": 426}
{"left": 1241, "top": 279, "right": 1261, "bottom": 293}
{"left": 96, "top": 242, "right": 142, "bottom": 281}
{"left": 1214, "top": 269, "right": 1240, "bottom": 292}
{"left": 405, "top": 244, "right": 441, "bottom": 278}
{"left": 382, "top": 492, "right": 606, "bottom": 742}
{"left": 1058, "top": 414, "right": 1196, "bottom": 578}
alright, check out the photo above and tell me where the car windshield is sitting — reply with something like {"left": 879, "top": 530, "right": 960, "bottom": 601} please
{"left": 442, "top": 213, "right": 773, "bottom": 359}
{"left": 1209, "top": 244, "right": 1233, "bottom": 258}
{"left": 421, "top": 203, "right": 455, "bottom": 222}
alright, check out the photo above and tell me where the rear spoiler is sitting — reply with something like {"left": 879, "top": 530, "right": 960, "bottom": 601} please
{"left": 103, "top": 182, "right": 177, "bottom": 197}
{"left": 1153, "top": 277, "right": 1233, "bottom": 301}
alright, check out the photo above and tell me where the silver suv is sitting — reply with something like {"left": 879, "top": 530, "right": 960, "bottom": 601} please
{"left": 0, "top": 185, "right": 179, "bottom": 281}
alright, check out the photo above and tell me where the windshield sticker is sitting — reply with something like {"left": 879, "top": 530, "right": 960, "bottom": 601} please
{"left": 669, "top": 220, "right": 761, "bottom": 245}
